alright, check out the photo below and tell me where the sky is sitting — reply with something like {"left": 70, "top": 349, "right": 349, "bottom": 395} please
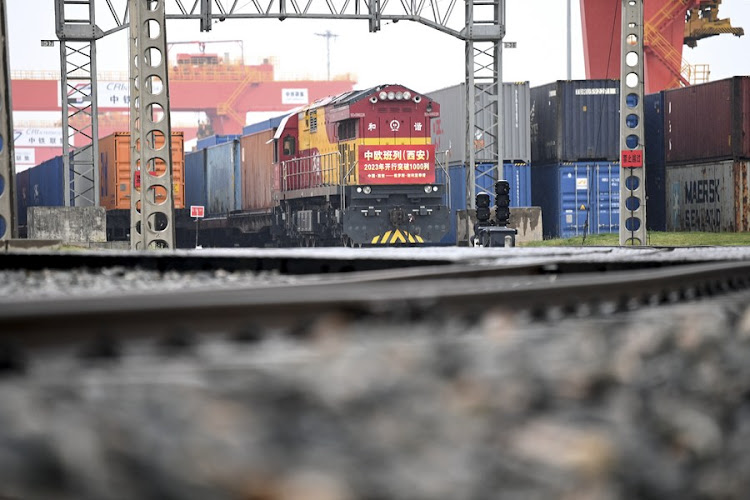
{"left": 6, "top": 0, "right": 750, "bottom": 95}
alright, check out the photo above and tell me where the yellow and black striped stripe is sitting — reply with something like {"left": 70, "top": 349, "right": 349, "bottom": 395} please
{"left": 371, "top": 229, "right": 424, "bottom": 245}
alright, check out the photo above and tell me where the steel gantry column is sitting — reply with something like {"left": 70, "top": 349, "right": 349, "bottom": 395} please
{"left": 55, "top": 0, "right": 103, "bottom": 207}
{"left": 620, "top": 0, "right": 648, "bottom": 245}
{"left": 0, "top": 0, "right": 15, "bottom": 241}
{"left": 463, "top": 0, "right": 505, "bottom": 209}
{"left": 129, "top": 0, "right": 176, "bottom": 249}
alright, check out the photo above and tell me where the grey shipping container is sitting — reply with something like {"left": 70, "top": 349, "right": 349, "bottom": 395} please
{"left": 665, "top": 76, "right": 750, "bottom": 165}
{"left": 427, "top": 82, "right": 531, "bottom": 164}
{"left": 666, "top": 160, "right": 750, "bottom": 232}
{"left": 530, "top": 80, "right": 620, "bottom": 164}
{"left": 206, "top": 140, "right": 242, "bottom": 216}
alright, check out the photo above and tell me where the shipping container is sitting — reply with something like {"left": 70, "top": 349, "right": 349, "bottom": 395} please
{"left": 666, "top": 160, "right": 750, "bottom": 232}
{"left": 530, "top": 80, "right": 620, "bottom": 164}
{"left": 644, "top": 92, "right": 666, "bottom": 231}
{"left": 531, "top": 161, "right": 620, "bottom": 239}
{"left": 665, "top": 76, "right": 750, "bottom": 165}
{"left": 196, "top": 134, "right": 241, "bottom": 151}
{"left": 242, "top": 114, "right": 287, "bottom": 136}
{"left": 206, "top": 140, "right": 242, "bottom": 215}
{"left": 240, "top": 129, "right": 276, "bottom": 211}
{"left": 29, "top": 155, "right": 64, "bottom": 207}
{"left": 185, "top": 149, "right": 207, "bottom": 209}
{"left": 435, "top": 162, "right": 531, "bottom": 244}
{"left": 427, "top": 82, "right": 531, "bottom": 164}
{"left": 15, "top": 169, "right": 30, "bottom": 228}
{"left": 99, "top": 132, "right": 185, "bottom": 210}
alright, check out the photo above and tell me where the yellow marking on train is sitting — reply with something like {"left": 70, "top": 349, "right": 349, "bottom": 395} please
{"left": 390, "top": 230, "right": 407, "bottom": 244}
{"left": 371, "top": 229, "right": 425, "bottom": 245}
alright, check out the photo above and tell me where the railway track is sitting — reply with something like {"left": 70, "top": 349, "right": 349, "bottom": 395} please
{"left": 4, "top": 249, "right": 750, "bottom": 499}
{"left": 2, "top": 251, "right": 750, "bottom": 359}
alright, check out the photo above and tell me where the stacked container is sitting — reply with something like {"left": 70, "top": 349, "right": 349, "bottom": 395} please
{"left": 663, "top": 76, "right": 750, "bottom": 232}
{"left": 530, "top": 80, "right": 621, "bottom": 238}
{"left": 643, "top": 92, "right": 666, "bottom": 231}
{"left": 427, "top": 82, "right": 531, "bottom": 244}
{"left": 99, "top": 132, "right": 186, "bottom": 211}
{"left": 205, "top": 140, "right": 242, "bottom": 216}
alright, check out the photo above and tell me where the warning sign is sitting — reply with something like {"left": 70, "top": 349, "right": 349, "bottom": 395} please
{"left": 190, "top": 205, "right": 205, "bottom": 218}
{"left": 621, "top": 149, "right": 643, "bottom": 168}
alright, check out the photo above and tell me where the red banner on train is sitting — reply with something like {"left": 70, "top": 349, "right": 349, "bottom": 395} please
{"left": 358, "top": 144, "right": 436, "bottom": 185}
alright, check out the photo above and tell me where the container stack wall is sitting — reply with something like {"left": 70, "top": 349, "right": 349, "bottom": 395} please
{"left": 239, "top": 130, "right": 276, "bottom": 211}
{"left": 427, "top": 82, "right": 531, "bottom": 165}
{"left": 661, "top": 77, "right": 750, "bottom": 233}
{"left": 531, "top": 80, "right": 620, "bottom": 165}
{"left": 531, "top": 162, "right": 620, "bottom": 239}
{"left": 665, "top": 160, "right": 749, "bottom": 232}
{"left": 664, "top": 77, "right": 750, "bottom": 165}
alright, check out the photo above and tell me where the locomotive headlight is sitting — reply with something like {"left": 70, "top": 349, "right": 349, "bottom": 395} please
{"left": 424, "top": 185, "right": 433, "bottom": 193}
{"left": 396, "top": 91, "right": 403, "bottom": 100}
{"left": 363, "top": 186, "right": 372, "bottom": 194}
{"left": 403, "top": 91, "right": 411, "bottom": 100}
{"left": 433, "top": 186, "right": 439, "bottom": 192}
{"left": 387, "top": 91, "right": 395, "bottom": 100}
{"left": 356, "top": 187, "right": 363, "bottom": 193}
{"left": 379, "top": 91, "right": 387, "bottom": 100}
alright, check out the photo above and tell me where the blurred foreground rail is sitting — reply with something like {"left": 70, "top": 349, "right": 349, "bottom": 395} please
{"left": 4, "top": 251, "right": 750, "bottom": 499}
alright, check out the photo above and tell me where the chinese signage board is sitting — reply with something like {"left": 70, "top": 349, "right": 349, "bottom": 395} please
{"left": 190, "top": 205, "right": 205, "bottom": 218}
{"left": 621, "top": 149, "right": 643, "bottom": 168}
{"left": 282, "top": 88, "right": 309, "bottom": 105}
{"left": 57, "top": 81, "right": 132, "bottom": 108}
{"left": 14, "top": 128, "right": 62, "bottom": 147}
{"left": 358, "top": 144, "right": 436, "bottom": 185}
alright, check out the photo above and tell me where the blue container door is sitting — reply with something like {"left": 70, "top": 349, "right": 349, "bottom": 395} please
{"left": 185, "top": 149, "right": 207, "bottom": 208}
{"left": 206, "top": 141, "right": 239, "bottom": 215}
{"left": 591, "top": 163, "right": 620, "bottom": 234}
{"left": 558, "top": 164, "right": 592, "bottom": 239}
{"left": 502, "top": 162, "right": 531, "bottom": 207}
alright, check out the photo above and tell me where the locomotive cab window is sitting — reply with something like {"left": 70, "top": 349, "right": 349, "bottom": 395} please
{"left": 338, "top": 119, "right": 358, "bottom": 141}
{"left": 283, "top": 135, "right": 296, "bottom": 156}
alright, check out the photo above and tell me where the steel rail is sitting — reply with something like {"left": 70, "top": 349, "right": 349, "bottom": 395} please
{"left": 2, "top": 260, "right": 749, "bottom": 353}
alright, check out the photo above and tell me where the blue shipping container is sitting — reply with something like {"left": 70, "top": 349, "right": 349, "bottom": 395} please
{"left": 436, "top": 162, "right": 532, "bottom": 244}
{"left": 28, "top": 155, "right": 65, "bottom": 208}
{"left": 196, "top": 134, "right": 241, "bottom": 151}
{"left": 15, "top": 169, "right": 30, "bottom": 227}
{"left": 185, "top": 149, "right": 207, "bottom": 209}
{"left": 531, "top": 80, "right": 620, "bottom": 164}
{"left": 531, "top": 162, "right": 620, "bottom": 239}
{"left": 206, "top": 140, "right": 242, "bottom": 216}
{"left": 242, "top": 114, "right": 287, "bottom": 136}
{"left": 644, "top": 92, "right": 666, "bottom": 231}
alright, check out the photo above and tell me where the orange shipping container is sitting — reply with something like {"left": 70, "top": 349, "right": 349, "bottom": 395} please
{"left": 239, "top": 129, "right": 277, "bottom": 211}
{"left": 99, "top": 131, "right": 185, "bottom": 210}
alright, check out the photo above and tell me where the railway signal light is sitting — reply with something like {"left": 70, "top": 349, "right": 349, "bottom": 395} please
{"left": 495, "top": 180, "right": 510, "bottom": 227}
{"left": 476, "top": 193, "right": 491, "bottom": 224}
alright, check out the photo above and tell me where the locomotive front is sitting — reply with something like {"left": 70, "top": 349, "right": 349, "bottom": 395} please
{"left": 340, "top": 85, "right": 449, "bottom": 245}
{"left": 273, "top": 84, "right": 450, "bottom": 246}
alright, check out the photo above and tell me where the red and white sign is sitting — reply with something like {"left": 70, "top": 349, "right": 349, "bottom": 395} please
{"left": 190, "top": 205, "right": 205, "bottom": 218}
{"left": 621, "top": 149, "right": 643, "bottom": 168}
{"left": 358, "top": 144, "right": 436, "bottom": 185}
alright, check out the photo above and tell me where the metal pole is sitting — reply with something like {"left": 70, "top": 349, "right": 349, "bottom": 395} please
{"left": 619, "top": 0, "right": 647, "bottom": 245}
{"left": 0, "top": 0, "right": 15, "bottom": 241}
{"left": 567, "top": 0, "right": 572, "bottom": 79}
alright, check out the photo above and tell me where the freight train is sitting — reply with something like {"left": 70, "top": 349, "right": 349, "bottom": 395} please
{"left": 17, "top": 84, "right": 451, "bottom": 247}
